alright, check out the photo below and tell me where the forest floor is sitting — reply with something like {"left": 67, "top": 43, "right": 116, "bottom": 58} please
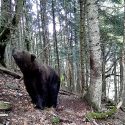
{"left": 0, "top": 73, "right": 125, "bottom": 125}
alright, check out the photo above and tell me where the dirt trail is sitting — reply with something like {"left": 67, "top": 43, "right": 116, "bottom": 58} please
{"left": 0, "top": 74, "right": 125, "bottom": 125}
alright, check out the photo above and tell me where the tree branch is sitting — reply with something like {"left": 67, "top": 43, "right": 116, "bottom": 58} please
{"left": 105, "top": 74, "right": 120, "bottom": 78}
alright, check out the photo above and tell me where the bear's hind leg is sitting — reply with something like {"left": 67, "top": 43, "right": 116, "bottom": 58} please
{"left": 50, "top": 87, "right": 59, "bottom": 108}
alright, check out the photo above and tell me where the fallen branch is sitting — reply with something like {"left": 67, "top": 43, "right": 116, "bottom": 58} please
{"left": 0, "top": 66, "right": 22, "bottom": 79}
{"left": 0, "top": 114, "right": 8, "bottom": 117}
{"left": 59, "top": 89, "right": 79, "bottom": 96}
{"left": 105, "top": 74, "right": 120, "bottom": 78}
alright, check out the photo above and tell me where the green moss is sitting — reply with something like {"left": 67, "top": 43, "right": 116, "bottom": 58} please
{"left": 0, "top": 101, "right": 12, "bottom": 111}
{"left": 60, "top": 74, "right": 64, "bottom": 82}
{"left": 86, "top": 106, "right": 117, "bottom": 120}
{"left": 51, "top": 116, "right": 60, "bottom": 125}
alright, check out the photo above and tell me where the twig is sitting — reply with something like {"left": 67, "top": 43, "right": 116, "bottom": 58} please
{"left": 0, "top": 114, "right": 8, "bottom": 117}
{"left": 59, "top": 89, "right": 79, "bottom": 96}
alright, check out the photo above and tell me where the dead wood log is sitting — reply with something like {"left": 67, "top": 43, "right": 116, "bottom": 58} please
{"left": 0, "top": 67, "right": 22, "bottom": 79}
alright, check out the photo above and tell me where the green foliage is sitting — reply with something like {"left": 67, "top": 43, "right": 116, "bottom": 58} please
{"left": 100, "top": 9, "right": 123, "bottom": 37}
{"left": 51, "top": 116, "right": 60, "bottom": 125}
{"left": 99, "top": 0, "right": 123, "bottom": 59}
{"left": 86, "top": 106, "right": 117, "bottom": 120}
{"left": 60, "top": 74, "right": 64, "bottom": 82}
{"left": 104, "top": 13, "right": 123, "bottom": 36}
{"left": 0, "top": 101, "right": 12, "bottom": 111}
{"left": 111, "top": 0, "right": 123, "bottom": 4}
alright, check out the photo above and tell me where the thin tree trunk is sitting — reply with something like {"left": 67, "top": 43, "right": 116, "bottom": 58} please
{"left": 122, "top": 0, "right": 125, "bottom": 106}
{"left": 119, "top": 48, "right": 123, "bottom": 99}
{"left": 79, "top": 0, "right": 85, "bottom": 95}
{"left": 114, "top": 50, "right": 117, "bottom": 103}
{"left": 52, "top": 0, "right": 60, "bottom": 75}
{"left": 24, "top": 0, "right": 31, "bottom": 51}
{"left": 102, "top": 43, "right": 106, "bottom": 97}
{"left": 36, "top": 0, "right": 42, "bottom": 59}
{"left": 73, "top": 0, "right": 81, "bottom": 92}
{"left": 40, "top": 0, "right": 49, "bottom": 64}
{"left": 63, "top": 0, "right": 71, "bottom": 90}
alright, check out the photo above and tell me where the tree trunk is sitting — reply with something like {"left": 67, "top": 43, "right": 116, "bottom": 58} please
{"left": 114, "top": 47, "right": 118, "bottom": 103}
{"left": 40, "top": 0, "right": 49, "bottom": 64}
{"left": 36, "top": 0, "right": 42, "bottom": 58}
{"left": 24, "top": 1, "right": 31, "bottom": 51}
{"left": 73, "top": 0, "right": 81, "bottom": 92}
{"left": 0, "top": 0, "right": 24, "bottom": 66}
{"left": 86, "top": 0, "right": 102, "bottom": 110}
{"left": 102, "top": 42, "right": 106, "bottom": 97}
{"left": 122, "top": 0, "right": 125, "bottom": 107}
{"left": 52, "top": 0, "right": 60, "bottom": 75}
{"left": 79, "top": 0, "right": 85, "bottom": 95}
{"left": 119, "top": 48, "right": 123, "bottom": 100}
{"left": 0, "top": 0, "right": 11, "bottom": 67}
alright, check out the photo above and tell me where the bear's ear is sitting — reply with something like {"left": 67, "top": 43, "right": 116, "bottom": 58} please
{"left": 31, "top": 54, "right": 36, "bottom": 62}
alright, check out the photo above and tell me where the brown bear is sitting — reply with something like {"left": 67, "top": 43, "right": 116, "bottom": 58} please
{"left": 12, "top": 48, "right": 60, "bottom": 110}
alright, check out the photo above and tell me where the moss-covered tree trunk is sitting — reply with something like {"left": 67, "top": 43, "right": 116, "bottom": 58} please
{"left": 0, "top": 0, "right": 11, "bottom": 67}
{"left": 0, "top": 0, "right": 24, "bottom": 67}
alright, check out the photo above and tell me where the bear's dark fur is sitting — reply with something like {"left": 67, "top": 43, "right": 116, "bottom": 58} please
{"left": 12, "top": 48, "right": 60, "bottom": 109}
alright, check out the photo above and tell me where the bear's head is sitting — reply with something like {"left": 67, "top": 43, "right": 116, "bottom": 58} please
{"left": 12, "top": 48, "right": 36, "bottom": 73}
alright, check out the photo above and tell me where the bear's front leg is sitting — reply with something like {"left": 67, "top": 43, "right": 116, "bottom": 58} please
{"left": 35, "top": 95, "right": 45, "bottom": 110}
{"left": 25, "top": 84, "right": 37, "bottom": 104}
